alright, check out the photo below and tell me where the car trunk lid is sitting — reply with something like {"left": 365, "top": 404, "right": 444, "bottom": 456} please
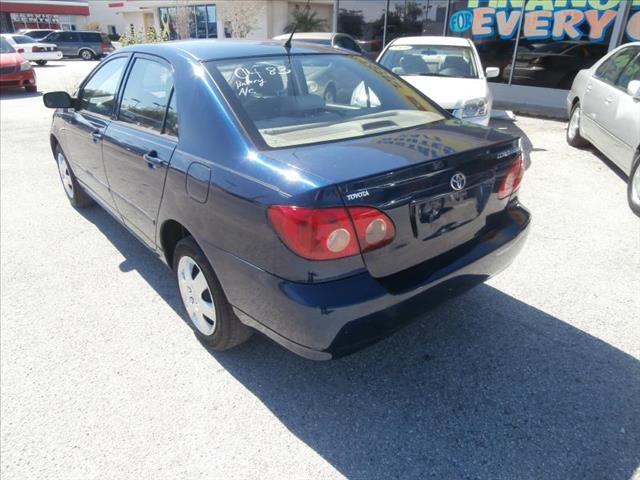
{"left": 267, "top": 121, "right": 521, "bottom": 278}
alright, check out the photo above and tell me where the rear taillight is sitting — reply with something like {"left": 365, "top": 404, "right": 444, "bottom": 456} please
{"left": 498, "top": 152, "right": 525, "bottom": 200}
{"left": 17, "top": 48, "right": 24, "bottom": 53}
{"left": 32, "top": 46, "right": 43, "bottom": 52}
{"left": 267, "top": 205, "right": 395, "bottom": 260}
{"left": 101, "top": 42, "right": 110, "bottom": 50}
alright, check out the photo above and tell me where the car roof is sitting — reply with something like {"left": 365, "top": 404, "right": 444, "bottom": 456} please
{"left": 118, "top": 39, "right": 344, "bottom": 61}
{"left": 389, "top": 36, "right": 471, "bottom": 47}
{"left": 272, "top": 32, "right": 336, "bottom": 40}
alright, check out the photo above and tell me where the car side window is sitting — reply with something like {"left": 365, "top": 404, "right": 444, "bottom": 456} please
{"left": 81, "top": 32, "right": 101, "bottom": 42}
{"left": 615, "top": 54, "right": 640, "bottom": 92}
{"left": 595, "top": 47, "right": 639, "bottom": 84}
{"left": 45, "top": 32, "right": 60, "bottom": 42}
{"left": 336, "top": 36, "right": 360, "bottom": 53}
{"left": 163, "top": 89, "right": 178, "bottom": 137}
{"left": 118, "top": 58, "right": 174, "bottom": 133}
{"left": 80, "top": 56, "right": 128, "bottom": 116}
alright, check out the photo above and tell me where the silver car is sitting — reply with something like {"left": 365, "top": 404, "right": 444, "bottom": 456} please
{"left": 566, "top": 42, "right": 640, "bottom": 216}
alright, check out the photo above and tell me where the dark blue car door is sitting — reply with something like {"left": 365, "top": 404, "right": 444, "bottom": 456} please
{"left": 102, "top": 54, "right": 178, "bottom": 246}
{"left": 63, "top": 55, "right": 129, "bottom": 209}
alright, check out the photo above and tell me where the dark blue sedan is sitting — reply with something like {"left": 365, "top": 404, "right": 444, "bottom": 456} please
{"left": 43, "top": 40, "right": 530, "bottom": 360}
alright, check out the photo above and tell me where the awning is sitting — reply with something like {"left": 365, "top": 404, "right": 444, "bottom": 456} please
{"left": 0, "top": 1, "right": 90, "bottom": 16}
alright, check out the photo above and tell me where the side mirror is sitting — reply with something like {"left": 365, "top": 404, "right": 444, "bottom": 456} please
{"left": 485, "top": 67, "right": 500, "bottom": 79}
{"left": 627, "top": 80, "right": 640, "bottom": 100}
{"left": 43, "top": 91, "right": 75, "bottom": 109}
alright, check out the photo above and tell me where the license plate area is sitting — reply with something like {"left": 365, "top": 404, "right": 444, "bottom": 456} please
{"left": 411, "top": 181, "right": 493, "bottom": 242}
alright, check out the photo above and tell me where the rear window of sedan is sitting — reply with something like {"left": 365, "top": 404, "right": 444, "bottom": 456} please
{"left": 10, "top": 35, "right": 36, "bottom": 44}
{"left": 206, "top": 54, "right": 445, "bottom": 149}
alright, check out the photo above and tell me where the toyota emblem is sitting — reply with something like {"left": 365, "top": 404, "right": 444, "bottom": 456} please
{"left": 450, "top": 172, "right": 466, "bottom": 191}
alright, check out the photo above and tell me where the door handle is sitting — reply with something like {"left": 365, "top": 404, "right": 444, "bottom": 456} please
{"left": 90, "top": 130, "right": 103, "bottom": 142}
{"left": 604, "top": 96, "right": 613, "bottom": 104}
{"left": 143, "top": 150, "right": 166, "bottom": 169}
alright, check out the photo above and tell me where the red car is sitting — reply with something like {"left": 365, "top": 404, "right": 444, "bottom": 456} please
{"left": 0, "top": 36, "right": 36, "bottom": 92}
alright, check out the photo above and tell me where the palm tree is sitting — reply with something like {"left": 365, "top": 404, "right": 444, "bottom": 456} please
{"left": 284, "top": 1, "right": 328, "bottom": 33}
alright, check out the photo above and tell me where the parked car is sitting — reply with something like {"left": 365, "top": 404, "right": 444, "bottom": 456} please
{"left": 41, "top": 30, "right": 114, "bottom": 60}
{"left": 377, "top": 37, "right": 499, "bottom": 126}
{"left": 567, "top": 42, "right": 640, "bottom": 216}
{"left": 42, "top": 40, "right": 530, "bottom": 359}
{"left": 272, "top": 32, "right": 364, "bottom": 54}
{"left": 0, "top": 36, "right": 36, "bottom": 92}
{"left": 17, "top": 29, "right": 55, "bottom": 40}
{"left": 505, "top": 41, "right": 608, "bottom": 89}
{"left": 1, "top": 34, "right": 62, "bottom": 65}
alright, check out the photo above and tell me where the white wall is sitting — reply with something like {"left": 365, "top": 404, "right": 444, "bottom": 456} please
{"left": 83, "top": 0, "right": 129, "bottom": 34}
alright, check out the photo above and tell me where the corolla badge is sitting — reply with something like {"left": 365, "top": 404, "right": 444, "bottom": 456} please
{"left": 450, "top": 172, "right": 466, "bottom": 191}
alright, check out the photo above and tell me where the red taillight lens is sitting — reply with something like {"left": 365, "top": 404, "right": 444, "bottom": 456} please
{"left": 17, "top": 48, "right": 24, "bottom": 53}
{"left": 348, "top": 207, "right": 395, "bottom": 252}
{"left": 498, "top": 152, "right": 525, "bottom": 200}
{"left": 32, "top": 46, "right": 43, "bottom": 52}
{"left": 267, "top": 205, "right": 395, "bottom": 260}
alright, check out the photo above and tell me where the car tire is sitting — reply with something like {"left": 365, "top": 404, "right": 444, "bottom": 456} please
{"left": 628, "top": 153, "right": 640, "bottom": 217}
{"left": 25, "top": 85, "right": 37, "bottom": 93}
{"left": 79, "top": 49, "right": 95, "bottom": 61}
{"left": 55, "top": 145, "right": 94, "bottom": 208}
{"left": 567, "top": 102, "right": 589, "bottom": 148}
{"left": 173, "top": 237, "right": 253, "bottom": 351}
{"left": 35, "top": 60, "right": 47, "bottom": 66}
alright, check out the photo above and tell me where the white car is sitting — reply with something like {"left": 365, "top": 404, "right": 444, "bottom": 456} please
{"left": 1, "top": 34, "right": 62, "bottom": 65}
{"left": 566, "top": 42, "right": 640, "bottom": 216}
{"left": 377, "top": 36, "right": 499, "bottom": 126}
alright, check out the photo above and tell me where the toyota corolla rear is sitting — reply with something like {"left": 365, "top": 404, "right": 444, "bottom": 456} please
{"left": 205, "top": 51, "right": 530, "bottom": 359}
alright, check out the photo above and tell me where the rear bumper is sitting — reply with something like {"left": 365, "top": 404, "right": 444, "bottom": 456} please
{"left": 24, "top": 51, "right": 63, "bottom": 61}
{"left": 211, "top": 204, "right": 531, "bottom": 360}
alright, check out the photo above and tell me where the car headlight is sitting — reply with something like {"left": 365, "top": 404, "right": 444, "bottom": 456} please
{"left": 462, "top": 97, "right": 488, "bottom": 118}
{"left": 19, "top": 60, "right": 32, "bottom": 71}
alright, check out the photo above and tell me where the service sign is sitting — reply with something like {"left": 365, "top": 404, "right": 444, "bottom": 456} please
{"left": 449, "top": 0, "right": 640, "bottom": 42}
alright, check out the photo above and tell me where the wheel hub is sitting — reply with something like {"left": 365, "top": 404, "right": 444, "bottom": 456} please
{"left": 57, "top": 152, "right": 74, "bottom": 199}
{"left": 177, "top": 255, "right": 217, "bottom": 336}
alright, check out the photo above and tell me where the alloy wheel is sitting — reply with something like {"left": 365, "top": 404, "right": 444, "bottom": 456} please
{"left": 57, "top": 152, "right": 74, "bottom": 199}
{"left": 177, "top": 255, "right": 217, "bottom": 336}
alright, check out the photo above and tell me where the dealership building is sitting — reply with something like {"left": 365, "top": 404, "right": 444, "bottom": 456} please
{"left": 1, "top": 0, "right": 638, "bottom": 116}
{"left": 334, "top": 0, "right": 640, "bottom": 115}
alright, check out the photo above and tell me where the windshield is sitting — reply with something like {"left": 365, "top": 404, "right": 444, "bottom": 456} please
{"left": 379, "top": 44, "right": 479, "bottom": 79}
{"left": 0, "top": 37, "right": 15, "bottom": 53}
{"left": 11, "top": 35, "right": 36, "bottom": 44}
{"left": 206, "top": 54, "right": 444, "bottom": 148}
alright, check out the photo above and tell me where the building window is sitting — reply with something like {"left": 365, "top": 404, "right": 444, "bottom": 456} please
{"left": 446, "top": 1, "right": 519, "bottom": 84}
{"left": 386, "top": 1, "right": 448, "bottom": 43}
{"left": 337, "top": 0, "right": 387, "bottom": 57}
{"left": 626, "top": 2, "right": 640, "bottom": 43}
{"left": 159, "top": 3, "right": 216, "bottom": 40}
{"left": 509, "top": 3, "right": 621, "bottom": 89}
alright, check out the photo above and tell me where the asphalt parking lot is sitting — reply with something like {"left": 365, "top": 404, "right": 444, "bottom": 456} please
{"left": 1, "top": 60, "right": 639, "bottom": 480}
